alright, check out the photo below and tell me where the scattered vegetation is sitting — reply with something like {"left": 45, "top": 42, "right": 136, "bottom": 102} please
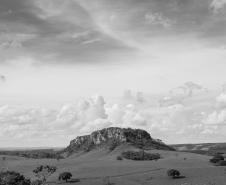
{"left": 58, "top": 172, "right": 72, "bottom": 182}
{"left": 209, "top": 154, "right": 224, "bottom": 163}
{"left": 0, "top": 171, "right": 31, "bottom": 185}
{"left": 121, "top": 150, "right": 160, "bottom": 161}
{"left": 0, "top": 150, "right": 63, "bottom": 159}
{"left": 209, "top": 154, "right": 226, "bottom": 166}
{"left": 33, "top": 165, "right": 57, "bottom": 184}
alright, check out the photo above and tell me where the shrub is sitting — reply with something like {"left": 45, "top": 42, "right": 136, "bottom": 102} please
{"left": 209, "top": 154, "right": 224, "bottom": 163}
{"left": 33, "top": 165, "right": 56, "bottom": 183}
{"left": 121, "top": 150, "right": 160, "bottom": 161}
{"left": 58, "top": 172, "right": 72, "bottom": 182}
{"left": 116, "top": 156, "right": 123, "bottom": 160}
{"left": 0, "top": 171, "right": 31, "bottom": 185}
{"left": 215, "top": 160, "right": 226, "bottom": 166}
{"left": 167, "top": 169, "right": 180, "bottom": 179}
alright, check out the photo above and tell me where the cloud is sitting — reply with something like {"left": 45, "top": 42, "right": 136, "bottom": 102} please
{"left": 145, "top": 12, "right": 174, "bottom": 28}
{"left": 203, "top": 109, "right": 226, "bottom": 125}
{"left": 210, "top": 0, "right": 226, "bottom": 13}
{"left": 1, "top": 88, "right": 223, "bottom": 146}
{"left": 159, "top": 82, "right": 206, "bottom": 107}
{"left": 0, "top": 0, "right": 225, "bottom": 65}
{"left": 0, "top": 0, "right": 135, "bottom": 65}
{"left": 0, "top": 75, "right": 6, "bottom": 83}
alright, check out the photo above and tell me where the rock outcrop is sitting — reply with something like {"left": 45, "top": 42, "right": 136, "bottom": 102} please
{"left": 64, "top": 127, "right": 174, "bottom": 155}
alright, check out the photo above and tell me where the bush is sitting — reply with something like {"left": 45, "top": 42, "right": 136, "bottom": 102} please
{"left": 116, "top": 156, "right": 123, "bottom": 160}
{"left": 121, "top": 150, "right": 160, "bottom": 161}
{"left": 0, "top": 171, "right": 31, "bottom": 185}
{"left": 58, "top": 172, "right": 72, "bottom": 182}
{"left": 215, "top": 160, "right": 226, "bottom": 166}
{"left": 167, "top": 169, "right": 180, "bottom": 179}
{"left": 209, "top": 154, "right": 224, "bottom": 163}
{"left": 33, "top": 165, "right": 56, "bottom": 183}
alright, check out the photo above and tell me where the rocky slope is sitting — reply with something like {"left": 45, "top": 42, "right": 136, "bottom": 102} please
{"left": 64, "top": 127, "right": 174, "bottom": 155}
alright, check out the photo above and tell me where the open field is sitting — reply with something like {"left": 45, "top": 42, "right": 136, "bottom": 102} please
{"left": 0, "top": 149, "right": 225, "bottom": 185}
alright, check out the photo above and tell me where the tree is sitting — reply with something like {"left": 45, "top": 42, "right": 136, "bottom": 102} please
{"left": 0, "top": 171, "right": 31, "bottom": 185}
{"left": 167, "top": 169, "right": 180, "bottom": 179}
{"left": 33, "top": 165, "right": 56, "bottom": 184}
{"left": 58, "top": 172, "right": 72, "bottom": 182}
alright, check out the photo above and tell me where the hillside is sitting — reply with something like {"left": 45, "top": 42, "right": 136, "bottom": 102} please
{"left": 63, "top": 127, "right": 175, "bottom": 156}
{"left": 171, "top": 143, "right": 226, "bottom": 156}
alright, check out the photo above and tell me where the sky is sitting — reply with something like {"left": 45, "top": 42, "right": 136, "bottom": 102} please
{"left": 0, "top": 0, "right": 226, "bottom": 147}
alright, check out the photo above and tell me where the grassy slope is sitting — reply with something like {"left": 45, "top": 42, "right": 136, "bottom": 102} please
{"left": 0, "top": 147, "right": 225, "bottom": 185}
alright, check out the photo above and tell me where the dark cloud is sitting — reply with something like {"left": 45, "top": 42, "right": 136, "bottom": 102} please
{"left": 0, "top": 0, "right": 135, "bottom": 64}
{"left": 0, "top": 0, "right": 225, "bottom": 64}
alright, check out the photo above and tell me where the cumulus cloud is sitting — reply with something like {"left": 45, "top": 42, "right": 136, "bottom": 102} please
{"left": 0, "top": 90, "right": 217, "bottom": 146}
{"left": 210, "top": 0, "right": 226, "bottom": 13}
{"left": 0, "top": 86, "right": 226, "bottom": 146}
{"left": 203, "top": 109, "right": 226, "bottom": 125}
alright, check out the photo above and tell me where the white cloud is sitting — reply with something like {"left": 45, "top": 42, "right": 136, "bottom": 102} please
{"left": 203, "top": 109, "right": 226, "bottom": 125}
{"left": 0, "top": 89, "right": 225, "bottom": 146}
{"left": 210, "top": 0, "right": 226, "bottom": 13}
{"left": 216, "top": 93, "right": 226, "bottom": 105}
{"left": 145, "top": 12, "right": 174, "bottom": 28}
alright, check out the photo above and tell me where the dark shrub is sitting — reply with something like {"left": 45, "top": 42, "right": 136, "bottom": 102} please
{"left": 116, "top": 156, "right": 123, "bottom": 160}
{"left": 215, "top": 160, "right": 226, "bottom": 166}
{"left": 58, "top": 172, "right": 72, "bottom": 182}
{"left": 209, "top": 154, "right": 224, "bottom": 163}
{"left": 0, "top": 171, "right": 31, "bottom": 185}
{"left": 167, "top": 169, "right": 180, "bottom": 179}
{"left": 33, "top": 165, "right": 56, "bottom": 183}
{"left": 121, "top": 150, "right": 160, "bottom": 161}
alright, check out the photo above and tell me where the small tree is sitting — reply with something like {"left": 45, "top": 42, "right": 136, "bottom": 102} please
{"left": 0, "top": 171, "right": 31, "bottom": 185}
{"left": 58, "top": 172, "right": 72, "bottom": 182}
{"left": 167, "top": 169, "right": 180, "bottom": 179}
{"left": 33, "top": 165, "right": 56, "bottom": 184}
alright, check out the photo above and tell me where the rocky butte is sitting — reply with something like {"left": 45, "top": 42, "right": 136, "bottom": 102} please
{"left": 63, "top": 127, "right": 174, "bottom": 155}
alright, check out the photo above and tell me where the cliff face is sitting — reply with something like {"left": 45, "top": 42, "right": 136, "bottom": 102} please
{"left": 64, "top": 127, "right": 174, "bottom": 154}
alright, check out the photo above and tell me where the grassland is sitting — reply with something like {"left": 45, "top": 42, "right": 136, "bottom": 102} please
{"left": 0, "top": 146, "right": 225, "bottom": 185}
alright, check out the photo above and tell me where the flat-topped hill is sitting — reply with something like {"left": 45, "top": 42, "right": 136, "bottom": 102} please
{"left": 63, "top": 127, "right": 174, "bottom": 155}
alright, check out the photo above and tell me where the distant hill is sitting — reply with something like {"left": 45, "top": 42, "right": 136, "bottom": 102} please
{"left": 171, "top": 143, "right": 226, "bottom": 155}
{"left": 63, "top": 127, "right": 175, "bottom": 156}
